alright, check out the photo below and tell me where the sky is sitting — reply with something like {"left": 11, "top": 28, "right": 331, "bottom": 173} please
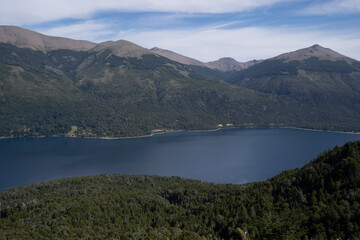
{"left": 1, "top": 0, "right": 360, "bottom": 62}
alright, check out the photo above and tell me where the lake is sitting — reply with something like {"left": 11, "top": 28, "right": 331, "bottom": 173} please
{"left": 1, "top": 128, "right": 360, "bottom": 190}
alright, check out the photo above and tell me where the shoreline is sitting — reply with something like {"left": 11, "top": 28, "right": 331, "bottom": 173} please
{"left": 282, "top": 127, "right": 360, "bottom": 135}
{"left": 1, "top": 126, "right": 360, "bottom": 140}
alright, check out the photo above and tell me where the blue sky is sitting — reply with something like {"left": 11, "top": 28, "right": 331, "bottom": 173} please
{"left": 1, "top": 0, "right": 360, "bottom": 61}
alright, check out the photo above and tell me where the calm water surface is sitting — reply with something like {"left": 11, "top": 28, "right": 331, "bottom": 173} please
{"left": 1, "top": 128, "right": 360, "bottom": 190}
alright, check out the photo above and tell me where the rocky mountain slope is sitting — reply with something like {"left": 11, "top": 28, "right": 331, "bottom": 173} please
{"left": 150, "top": 47, "right": 207, "bottom": 67}
{"left": 0, "top": 25, "right": 95, "bottom": 51}
{"left": 207, "top": 57, "right": 260, "bottom": 71}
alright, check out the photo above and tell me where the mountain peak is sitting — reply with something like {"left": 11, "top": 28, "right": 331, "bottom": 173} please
{"left": 216, "top": 57, "right": 238, "bottom": 62}
{"left": 95, "top": 39, "right": 142, "bottom": 50}
{"left": 150, "top": 47, "right": 162, "bottom": 51}
{"left": 275, "top": 44, "right": 350, "bottom": 62}
{"left": 91, "top": 39, "right": 152, "bottom": 57}
{"left": 207, "top": 57, "right": 242, "bottom": 71}
{"left": 207, "top": 57, "right": 260, "bottom": 71}
{"left": 310, "top": 44, "right": 321, "bottom": 48}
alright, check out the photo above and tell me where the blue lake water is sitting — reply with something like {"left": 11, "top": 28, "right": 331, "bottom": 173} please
{"left": 1, "top": 128, "right": 360, "bottom": 190}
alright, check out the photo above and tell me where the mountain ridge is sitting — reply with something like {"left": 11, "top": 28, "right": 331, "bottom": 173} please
{"left": 150, "top": 47, "right": 207, "bottom": 67}
{"left": 2, "top": 26, "right": 356, "bottom": 69}
{"left": 0, "top": 26, "right": 257, "bottom": 69}
{"left": 92, "top": 40, "right": 152, "bottom": 57}
{"left": 151, "top": 46, "right": 260, "bottom": 71}
{"left": 0, "top": 25, "right": 96, "bottom": 51}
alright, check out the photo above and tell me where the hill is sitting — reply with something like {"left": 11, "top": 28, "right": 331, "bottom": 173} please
{"left": 1, "top": 141, "right": 359, "bottom": 239}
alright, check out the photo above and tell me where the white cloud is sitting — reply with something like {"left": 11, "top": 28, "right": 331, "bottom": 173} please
{"left": 0, "top": 0, "right": 288, "bottom": 25}
{"left": 38, "top": 21, "right": 113, "bottom": 42}
{"left": 300, "top": 0, "right": 360, "bottom": 15}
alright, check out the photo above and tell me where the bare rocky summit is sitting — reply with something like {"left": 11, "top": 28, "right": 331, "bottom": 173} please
{"left": 274, "top": 44, "right": 352, "bottom": 62}
{"left": 92, "top": 40, "right": 152, "bottom": 57}
{"left": 0, "top": 26, "right": 96, "bottom": 51}
{"left": 207, "top": 57, "right": 260, "bottom": 71}
{"left": 150, "top": 47, "right": 207, "bottom": 67}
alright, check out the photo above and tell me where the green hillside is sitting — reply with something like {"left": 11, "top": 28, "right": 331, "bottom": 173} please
{"left": 1, "top": 141, "right": 359, "bottom": 239}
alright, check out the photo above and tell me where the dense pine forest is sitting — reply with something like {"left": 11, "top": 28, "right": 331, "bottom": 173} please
{"left": 1, "top": 141, "right": 359, "bottom": 239}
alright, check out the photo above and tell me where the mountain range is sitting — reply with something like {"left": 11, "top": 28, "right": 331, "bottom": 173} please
{"left": 0, "top": 25, "right": 360, "bottom": 138}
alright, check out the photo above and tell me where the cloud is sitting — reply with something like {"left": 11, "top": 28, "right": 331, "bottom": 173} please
{"left": 0, "top": 0, "right": 288, "bottom": 25}
{"left": 300, "top": 0, "right": 360, "bottom": 15}
{"left": 38, "top": 21, "right": 113, "bottom": 42}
